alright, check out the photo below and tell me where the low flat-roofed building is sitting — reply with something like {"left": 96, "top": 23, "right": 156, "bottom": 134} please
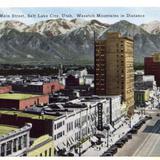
{"left": 0, "top": 123, "right": 31, "bottom": 156}
{"left": 27, "top": 135, "right": 54, "bottom": 157}
{"left": 0, "top": 93, "right": 49, "bottom": 110}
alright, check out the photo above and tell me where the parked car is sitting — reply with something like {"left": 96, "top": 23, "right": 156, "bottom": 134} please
{"left": 134, "top": 122, "right": 142, "bottom": 129}
{"left": 102, "top": 152, "right": 113, "bottom": 156}
{"left": 141, "top": 119, "right": 146, "bottom": 124}
{"left": 121, "top": 135, "right": 128, "bottom": 142}
{"left": 126, "top": 133, "right": 132, "bottom": 139}
{"left": 115, "top": 140, "right": 124, "bottom": 148}
{"left": 145, "top": 115, "right": 152, "bottom": 120}
{"left": 129, "top": 128, "right": 138, "bottom": 134}
{"left": 108, "top": 147, "right": 118, "bottom": 155}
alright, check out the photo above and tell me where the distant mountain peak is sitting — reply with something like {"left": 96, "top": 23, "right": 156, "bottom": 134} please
{"left": 0, "top": 19, "right": 160, "bottom": 64}
{"left": 0, "top": 20, "right": 29, "bottom": 32}
{"left": 140, "top": 20, "right": 160, "bottom": 34}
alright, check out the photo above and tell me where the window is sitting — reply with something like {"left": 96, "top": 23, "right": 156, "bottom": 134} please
{"left": 13, "top": 139, "right": 17, "bottom": 152}
{"left": 45, "top": 150, "right": 47, "bottom": 156}
{"left": 49, "top": 148, "right": 52, "bottom": 156}
{"left": 57, "top": 132, "right": 63, "bottom": 139}
{"left": 23, "top": 135, "right": 27, "bottom": 148}
{"left": 18, "top": 137, "right": 22, "bottom": 150}
{"left": 1, "top": 144, "right": 5, "bottom": 156}
{"left": 6, "top": 141, "right": 12, "bottom": 155}
{"left": 57, "top": 122, "right": 63, "bottom": 129}
{"left": 67, "top": 122, "right": 73, "bottom": 132}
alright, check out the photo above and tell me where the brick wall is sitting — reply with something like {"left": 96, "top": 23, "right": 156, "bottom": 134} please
{"left": 19, "top": 95, "right": 49, "bottom": 110}
{"left": 43, "top": 81, "right": 64, "bottom": 94}
{"left": 0, "top": 86, "right": 12, "bottom": 94}
{"left": 0, "top": 95, "right": 49, "bottom": 110}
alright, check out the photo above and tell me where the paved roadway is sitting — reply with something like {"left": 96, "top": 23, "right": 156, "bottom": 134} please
{"left": 115, "top": 109, "right": 160, "bottom": 156}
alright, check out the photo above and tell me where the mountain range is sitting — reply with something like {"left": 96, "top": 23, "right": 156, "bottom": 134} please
{"left": 0, "top": 19, "right": 160, "bottom": 65}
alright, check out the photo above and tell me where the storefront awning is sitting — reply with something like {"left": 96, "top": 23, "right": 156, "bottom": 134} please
{"left": 69, "top": 137, "right": 74, "bottom": 144}
{"left": 90, "top": 136, "right": 98, "bottom": 142}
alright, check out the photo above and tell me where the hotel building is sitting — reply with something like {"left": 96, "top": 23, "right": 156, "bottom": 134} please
{"left": 95, "top": 32, "right": 134, "bottom": 113}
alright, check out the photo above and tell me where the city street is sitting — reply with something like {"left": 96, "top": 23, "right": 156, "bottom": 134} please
{"left": 115, "top": 108, "right": 160, "bottom": 156}
{"left": 82, "top": 113, "right": 143, "bottom": 156}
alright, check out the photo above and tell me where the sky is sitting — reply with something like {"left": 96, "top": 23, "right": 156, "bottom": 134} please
{"left": 0, "top": 7, "right": 160, "bottom": 25}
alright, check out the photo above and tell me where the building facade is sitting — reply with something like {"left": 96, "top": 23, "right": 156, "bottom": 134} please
{"left": 95, "top": 32, "right": 134, "bottom": 112}
{"left": 52, "top": 97, "right": 111, "bottom": 155}
{"left": 134, "top": 89, "right": 150, "bottom": 107}
{"left": 0, "top": 123, "right": 31, "bottom": 156}
{"left": 27, "top": 135, "right": 54, "bottom": 157}
{"left": 0, "top": 95, "right": 122, "bottom": 156}
{"left": 144, "top": 53, "right": 160, "bottom": 87}
{"left": 12, "top": 81, "right": 64, "bottom": 95}
{"left": 0, "top": 93, "right": 49, "bottom": 110}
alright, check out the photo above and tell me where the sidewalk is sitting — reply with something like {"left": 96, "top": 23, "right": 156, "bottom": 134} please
{"left": 82, "top": 113, "right": 143, "bottom": 156}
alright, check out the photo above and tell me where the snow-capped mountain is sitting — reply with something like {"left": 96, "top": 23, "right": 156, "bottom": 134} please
{"left": 0, "top": 19, "right": 160, "bottom": 64}
{"left": 140, "top": 20, "right": 160, "bottom": 34}
{"left": 0, "top": 20, "right": 29, "bottom": 32}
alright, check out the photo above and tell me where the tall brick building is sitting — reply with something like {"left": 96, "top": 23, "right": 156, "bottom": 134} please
{"left": 95, "top": 32, "right": 134, "bottom": 112}
{"left": 144, "top": 53, "right": 160, "bottom": 87}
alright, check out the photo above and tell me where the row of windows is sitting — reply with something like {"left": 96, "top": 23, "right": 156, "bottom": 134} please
{"left": 54, "top": 121, "right": 65, "bottom": 130}
{"left": 54, "top": 131, "right": 65, "bottom": 140}
{"left": 1, "top": 134, "right": 27, "bottom": 156}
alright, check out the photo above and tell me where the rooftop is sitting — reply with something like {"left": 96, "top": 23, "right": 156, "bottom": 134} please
{"left": 0, "top": 124, "right": 18, "bottom": 136}
{"left": 0, "top": 93, "right": 39, "bottom": 100}
{"left": 0, "top": 110, "right": 56, "bottom": 120}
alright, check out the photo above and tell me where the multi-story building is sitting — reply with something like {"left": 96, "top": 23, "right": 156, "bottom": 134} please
{"left": 0, "top": 95, "right": 122, "bottom": 156}
{"left": 144, "top": 53, "right": 160, "bottom": 87}
{"left": 0, "top": 123, "right": 31, "bottom": 156}
{"left": 27, "top": 135, "right": 54, "bottom": 157}
{"left": 95, "top": 32, "right": 134, "bottom": 113}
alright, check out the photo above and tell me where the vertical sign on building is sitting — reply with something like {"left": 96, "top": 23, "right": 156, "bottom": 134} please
{"left": 97, "top": 103, "right": 103, "bottom": 131}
